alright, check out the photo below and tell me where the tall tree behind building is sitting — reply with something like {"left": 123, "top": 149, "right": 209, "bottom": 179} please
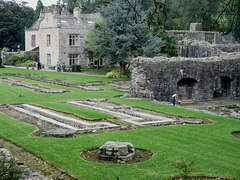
{"left": 33, "top": 0, "right": 44, "bottom": 22}
{"left": 0, "top": 0, "right": 34, "bottom": 50}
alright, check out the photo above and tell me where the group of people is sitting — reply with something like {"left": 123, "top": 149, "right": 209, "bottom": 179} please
{"left": 35, "top": 61, "right": 66, "bottom": 72}
{"left": 57, "top": 62, "right": 66, "bottom": 72}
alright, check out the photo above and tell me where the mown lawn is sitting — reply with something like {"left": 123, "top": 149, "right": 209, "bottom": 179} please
{"left": 0, "top": 67, "right": 239, "bottom": 179}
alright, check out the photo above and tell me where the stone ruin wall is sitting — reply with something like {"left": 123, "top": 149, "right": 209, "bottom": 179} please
{"left": 129, "top": 53, "right": 240, "bottom": 103}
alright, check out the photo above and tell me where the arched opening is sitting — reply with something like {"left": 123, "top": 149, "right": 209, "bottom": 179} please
{"left": 220, "top": 76, "right": 232, "bottom": 97}
{"left": 214, "top": 76, "right": 233, "bottom": 97}
{"left": 177, "top": 78, "right": 198, "bottom": 100}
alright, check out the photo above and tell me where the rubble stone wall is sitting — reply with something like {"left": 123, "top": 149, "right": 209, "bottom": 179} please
{"left": 129, "top": 53, "right": 240, "bottom": 103}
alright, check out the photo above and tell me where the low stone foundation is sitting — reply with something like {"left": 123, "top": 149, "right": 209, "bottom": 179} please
{"left": 129, "top": 53, "right": 240, "bottom": 103}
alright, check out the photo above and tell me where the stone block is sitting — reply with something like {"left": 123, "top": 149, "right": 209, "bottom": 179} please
{"left": 190, "top": 23, "right": 202, "bottom": 32}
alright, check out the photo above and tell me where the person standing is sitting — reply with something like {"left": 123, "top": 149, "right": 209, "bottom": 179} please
{"left": 37, "top": 61, "right": 41, "bottom": 70}
{"left": 57, "top": 62, "right": 61, "bottom": 72}
{"left": 62, "top": 63, "right": 66, "bottom": 72}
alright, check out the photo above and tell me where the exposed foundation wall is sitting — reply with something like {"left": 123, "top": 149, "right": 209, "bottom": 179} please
{"left": 167, "top": 30, "right": 235, "bottom": 44}
{"left": 129, "top": 53, "right": 240, "bottom": 103}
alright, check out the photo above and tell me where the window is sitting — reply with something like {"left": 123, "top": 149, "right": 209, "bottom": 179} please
{"left": 47, "top": 54, "right": 51, "bottom": 65}
{"left": 47, "top": 35, "right": 51, "bottom": 46}
{"left": 69, "top": 55, "right": 79, "bottom": 65}
{"left": 31, "top": 35, "right": 36, "bottom": 47}
{"left": 69, "top": 35, "right": 79, "bottom": 46}
{"left": 94, "top": 59, "right": 103, "bottom": 66}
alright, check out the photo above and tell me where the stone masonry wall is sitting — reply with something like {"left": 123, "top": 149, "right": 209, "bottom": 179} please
{"left": 129, "top": 53, "right": 240, "bottom": 103}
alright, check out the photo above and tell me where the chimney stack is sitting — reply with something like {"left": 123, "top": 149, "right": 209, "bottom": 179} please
{"left": 73, "top": 7, "right": 81, "bottom": 19}
{"left": 53, "top": 5, "right": 59, "bottom": 15}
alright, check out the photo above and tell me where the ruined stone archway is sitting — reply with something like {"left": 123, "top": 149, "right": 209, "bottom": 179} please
{"left": 177, "top": 78, "right": 198, "bottom": 101}
{"left": 214, "top": 76, "right": 233, "bottom": 98}
{"left": 220, "top": 76, "right": 233, "bottom": 97}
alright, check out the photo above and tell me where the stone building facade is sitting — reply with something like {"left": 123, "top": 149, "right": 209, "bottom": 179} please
{"left": 129, "top": 53, "right": 240, "bottom": 103}
{"left": 25, "top": 6, "right": 100, "bottom": 69}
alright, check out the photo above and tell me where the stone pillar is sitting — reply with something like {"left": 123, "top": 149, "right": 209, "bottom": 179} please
{"left": 53, "top": 5, "right": 59, "bottom": 15}
{"left": 190, "top": 23, "right": 202, "bottom": 32}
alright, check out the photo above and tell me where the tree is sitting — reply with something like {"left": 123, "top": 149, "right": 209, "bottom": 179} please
{"left": 33, "top": 0, "right": 44, "bottom": 22}
{"left": 214, "top": 0, "right": 240, "bottom": 41}
{"left": 145, "top": 0, "right": 178, "bottom": 57}
{"left": 0, "top": 0, "right": 34, "bottom": 50}
{"left": 86, "top": 0, "right": 164, "bottom": 75}
{"left": 167, "top": 0, "right": 220, "bottom": 31}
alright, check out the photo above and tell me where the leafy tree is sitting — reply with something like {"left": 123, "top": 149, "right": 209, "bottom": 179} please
{"left": 0, "top": 0, "right": 34, "bottom": 50}
{"left": 33, "top": 0, "right": 44, "bottom": 22}
{"left": 214, "top": 0, "right": 240, "bottom": 41}
{"left": 167, "top": 0, "right": 220, "bottom": 31}
{"left": 82, "top": 0, "right": 111, "bottom": 13}
{"left": 86, "top": 0, "right": 164, "bottom": 75}
{"left": 145, "top": 0, "right": 178, "bottom": 57}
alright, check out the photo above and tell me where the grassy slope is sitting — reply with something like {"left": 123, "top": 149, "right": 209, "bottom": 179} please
{"left": 0, "top": 67, "right": 240, "bottom": 179}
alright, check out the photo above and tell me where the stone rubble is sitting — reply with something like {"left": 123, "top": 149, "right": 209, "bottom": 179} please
{"left": 1, "top": 73, "right": 130, "bottom": 92}
{"left": 0, "top": 78, "right": 68, "bottom": 93}
{"left": 1, "top": 73, "right": 101, "bottom": 91}
{"left": 0, "top": 147, "right": 48, "bottom": 180}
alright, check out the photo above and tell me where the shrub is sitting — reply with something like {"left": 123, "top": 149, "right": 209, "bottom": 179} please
{"left": 0, "top": 156, "right": 23, "bottom": 180}
{"left": 4, "top": 55, "right": 19, "bottom": 65}
{"left": 106, "top": 70, "right": 121, "bottom": 78}
{"left": 125, "top": 69, "right": 131, "bottom": 78}
{"left": 16, "top": 60, "right": 36, "bottom": 67}
{"left": 17, "top": 54, "right": 25, "bottom": 62}
{"left": 172, "top": 158, "right": 195, "bottom": 179}
{"left": 106, "top": 70, "right": 128, "bottom": 79}
{"left": 24, "top": 52, "right": 33, "bottom": 61}
{"left": 69, "top": 64, "right": 81, "bottom": 72}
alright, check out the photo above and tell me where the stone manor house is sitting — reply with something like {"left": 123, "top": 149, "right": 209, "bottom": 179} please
{"left": 25, "top": 6, "right": 100, "bottom": 69}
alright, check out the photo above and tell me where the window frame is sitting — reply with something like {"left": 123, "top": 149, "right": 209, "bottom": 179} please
{"left": 68, "top": 54, "right": 79, "bottom": 65}
{"left": 47, "top": 34, "right": 51, "bottom": 46}
{"left": 69, "top": 34, "right": 80, "bottom": 46}
{"left": 31, "top": 35, "right": 36, "bottom": 48}
{"left": 47, "top": 54, "right": 51, "bottom": 65}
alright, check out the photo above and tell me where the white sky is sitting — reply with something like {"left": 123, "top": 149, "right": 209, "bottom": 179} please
{"left": 13, "top": 0, "right": 58, "bottom": 9}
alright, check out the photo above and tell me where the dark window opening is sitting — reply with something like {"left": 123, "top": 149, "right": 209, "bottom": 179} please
{"left": 177, "top": 78, "right": 198, "bottom": 100}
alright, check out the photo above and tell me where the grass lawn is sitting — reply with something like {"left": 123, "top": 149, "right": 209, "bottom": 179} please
{"left": 0, "top": 67, "right": 240, "bottom": 179}
{"left": 81, "top": 68, "right": 117, "bottom": 75}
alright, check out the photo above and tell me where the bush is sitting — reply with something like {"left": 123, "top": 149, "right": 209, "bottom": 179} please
{"left": 125, "top": 69, "right": 131, "bottom": 78}
{"left": 24, "top": 52, "right": 33, "bottom": 61}
{"left": 0, "top": 156, "right": 23, "bottom": 180}
{"left": 106, "top": 70, "right": 128, "bottom": 79}
{"left": 4, "top": 53, "right": 34, "bottom": 66}
{"left": 17, "top": 54, "right": 24, "bottom": 62}
{"left": 16, "top": 60, "right": 36, "bottom": 67}
{"left": 4, "top": 55, "right": 19, "bottom": 66}
{"left": 69, "top": 64, "right": 81, "bottom": 72}
{"left": 172, "top": 158, "right": 195, "bottom": 179}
